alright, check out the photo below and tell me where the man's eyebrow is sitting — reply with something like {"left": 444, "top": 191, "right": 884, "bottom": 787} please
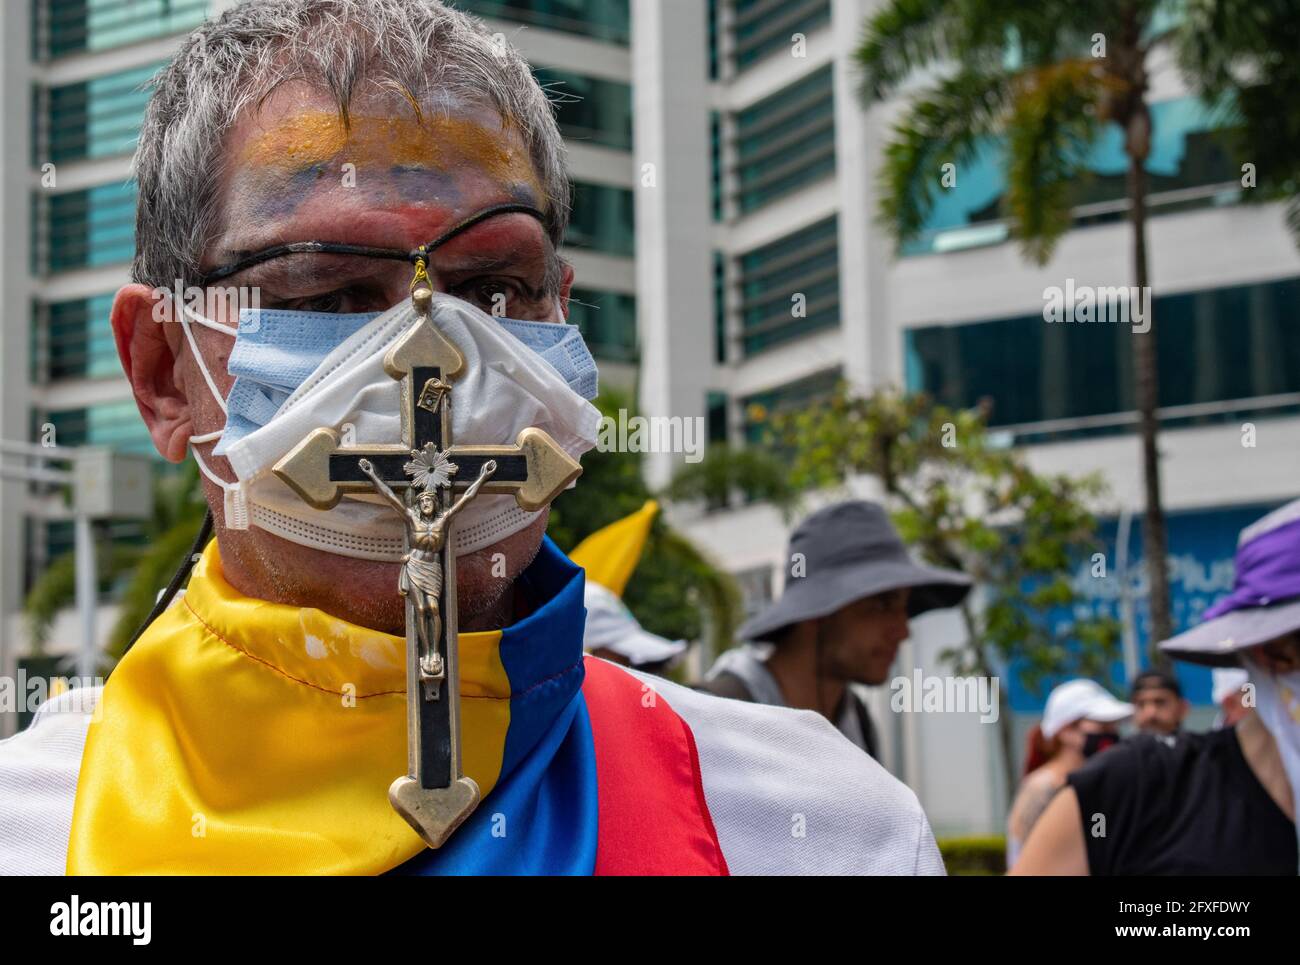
{"left": 435, "top": 251, "right": 543, "bottom": 274}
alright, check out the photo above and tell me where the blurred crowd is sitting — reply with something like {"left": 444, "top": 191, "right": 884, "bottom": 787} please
{"left": 590, "top": 497, "right": 1300, "bottom": 876}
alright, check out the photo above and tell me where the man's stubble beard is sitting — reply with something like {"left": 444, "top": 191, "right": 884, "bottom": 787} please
{"left": 203, "top": 469, "right": 549, "bottom": 634}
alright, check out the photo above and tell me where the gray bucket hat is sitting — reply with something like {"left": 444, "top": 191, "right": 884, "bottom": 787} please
{"left": 1160, "top": 499, "right": 1300, "bottom": 667}
{"left": 738, "top": 500, "right": 972, "bottom": 643}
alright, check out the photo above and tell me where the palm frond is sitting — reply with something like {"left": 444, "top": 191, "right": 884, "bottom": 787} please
{"left": 1004, "top": 59, "right": 1105, "bottom": 264}
{"left": 855, "top": 0, "right": 964, "bottom": 102}
{"left": 877, "top": 68, "right": 1012, "bottom": 245}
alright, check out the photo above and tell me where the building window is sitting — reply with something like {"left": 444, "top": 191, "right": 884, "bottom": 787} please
{"left": 33, "top": 0, "right": 209, "bottom": 60}
{"left": 742, "top": 367, "right": 841, "bottom": 445}
{"left": 449, "top": 0, "right": 629, "bottom": 44}
{"left": 737, "top": 215, "right": 839, "bottom": 356}
{"left": 32, "top": 181, "right": 136, "bottom": 273}
{"left": 904, "top": 276, "right": 1300, "bottom": 439}
{"left": 532, "top": 68, "right": 632, "bottom": 151}
{"left": 730, "top": 0, "right": 830, "bottom": 73}
{"left": 903, "top": 96, "right": 1243, "bottom": 256}
{"left": 707, "top": 391, "right": 729, "bottom": 445}
{"left": 43, "top": 400, "right": 157, "bottom": 455}
{"left": 567, "top": 288, "right": 636, "bottom": 363}
{"left": 733, "top": 65, "right": 835, "bottom": 214}
{"left": 712, "top": 250, "right": 727, "bottom": 364}
{"left": 710, "top": 111, "right": 723, "bottom": 222}
{"left": 31, "top": 293, "right": 119, "bottom": 383}
{"left": 566, "top": 180, "right": 634, "bottom": 256}
{"left": 34, "top": 61, "right": 162, "bottom": 165}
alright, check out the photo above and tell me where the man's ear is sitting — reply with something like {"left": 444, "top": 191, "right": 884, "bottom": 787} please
{"left": 557, "top": 260, "right": 575, "bottom": 319}
{"left": 111, "top": 283, "right": 191, "bottom": 463}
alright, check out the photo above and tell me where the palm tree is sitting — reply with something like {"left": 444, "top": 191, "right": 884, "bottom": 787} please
{"left": 855, "top": 0, "right": 1261, "bottom": 661}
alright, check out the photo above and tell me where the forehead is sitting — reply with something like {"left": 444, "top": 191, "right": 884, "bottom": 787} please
{"left": 210, "top": 83, "right": 544, "bottom": 256}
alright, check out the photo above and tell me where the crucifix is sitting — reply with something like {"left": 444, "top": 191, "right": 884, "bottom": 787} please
{"left": 272, "top": 280, "right": 582, "bottom": 848}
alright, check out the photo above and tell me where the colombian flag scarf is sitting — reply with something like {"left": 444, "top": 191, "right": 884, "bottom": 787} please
{"left": 67, "top": 537, "right": 728, "bottom": 875}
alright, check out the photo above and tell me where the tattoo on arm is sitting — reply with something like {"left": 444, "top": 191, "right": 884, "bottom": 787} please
{"left": 1014, "top": 781, "right": 1064, "bottom": 842}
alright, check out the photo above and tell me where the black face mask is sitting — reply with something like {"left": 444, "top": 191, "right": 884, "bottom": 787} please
{"left": 1083, "top": 731, "right": 1119, "bottom": 758}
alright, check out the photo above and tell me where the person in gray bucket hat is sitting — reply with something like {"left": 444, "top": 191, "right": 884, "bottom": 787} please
{"left": 1012, "top": 498, "right": 1300, "bottom": 875}
{"left": 699, "top": 500, "right": 971, "bottom": 759}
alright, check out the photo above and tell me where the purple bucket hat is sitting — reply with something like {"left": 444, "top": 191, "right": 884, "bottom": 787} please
{"left": 1160, "top": 499, "right": 1300, "bottom": 667}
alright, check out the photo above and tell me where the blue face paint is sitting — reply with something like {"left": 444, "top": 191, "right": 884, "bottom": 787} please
{"left": 213, "top": 306, "right": 600, "bottom": 455}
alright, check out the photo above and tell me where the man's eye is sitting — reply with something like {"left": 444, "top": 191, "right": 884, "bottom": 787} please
{"left": 269, "top": 287, "right": 377, "bottom": 314}
{"left": 451, "top": 278, "right": 541, "bottom": 316}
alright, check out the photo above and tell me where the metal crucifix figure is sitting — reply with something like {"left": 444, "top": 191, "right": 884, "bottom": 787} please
{"left": 272, "top": 281, "right": 582, "bottom": 849}
{"left": 356, "top": 452, "right": 496, "bottom": 702}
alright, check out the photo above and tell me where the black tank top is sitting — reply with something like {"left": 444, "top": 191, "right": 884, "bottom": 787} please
{"left": 1067, "top": 726, "right": 1297, "bottom": 875}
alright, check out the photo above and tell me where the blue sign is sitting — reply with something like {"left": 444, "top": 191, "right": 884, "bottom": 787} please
{"left": 1007, "top": 501, "right": 1281, "bottom": 712}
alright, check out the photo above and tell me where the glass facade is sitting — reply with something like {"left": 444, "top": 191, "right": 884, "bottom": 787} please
{"left": 904, "top": 96, "right": 1242, "bottom": 255}
{"left": 31, "top": 293, "right": 118, "bottom": 382}
{"left": 33, "top": 0, "right": 209, "bottom": 60}
{"left": 730, "top": 0, "right": 830, "bottom": 73}
{"left": 32, "top": 180, "right": 136, "bottom": 273}
{"left": 35, "top": 61, "right": 161, "bottom": 164}
{"left": 43, "top": 400, "right": 156, "bottom": 455}
{"left": 737, "top": 215, "right": 839, "bottom": 356}
{"left": 532, "top": 67, "right": 632, "bottom": 151}
{"left": 451, "top": 0, "right": 629, "bottom": 44}
{"left": 904, "top": 276, "right": 1300, "bottom": 437}
{"left": 734, "top": 65, "right": 835, "bottom": 214}
{"left": 566, "top": 180, "right": 634, "bottom": 256}
{"left": 567, "top": 287, "right": 636, "bottom": 363}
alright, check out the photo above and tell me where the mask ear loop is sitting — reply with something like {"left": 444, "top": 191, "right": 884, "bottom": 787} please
{"left": 125, "top": 306, "right": 240, "bottom": 652}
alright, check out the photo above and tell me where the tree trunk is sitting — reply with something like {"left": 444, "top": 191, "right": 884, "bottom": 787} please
{"left": 1127, "top": 104, "right": 1174, "bottom": 666}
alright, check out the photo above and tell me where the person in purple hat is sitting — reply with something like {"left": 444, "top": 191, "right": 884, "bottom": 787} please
{"left": 1011, "top": 499, "right": 1300, "bottom": 875}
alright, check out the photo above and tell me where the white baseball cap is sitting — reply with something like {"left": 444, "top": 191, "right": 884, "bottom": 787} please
{"left": 583, "top": 582, "right": 687, "bottom": 667}
{"left": 1040, "top": 679, "right": 1134, "bottom": 739}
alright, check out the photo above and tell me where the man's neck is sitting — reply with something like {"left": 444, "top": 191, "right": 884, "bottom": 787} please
{"left": 766, "top": 641, "right": 847, "bottom": 721}
{"left": 1237, "top": 711, "right": 1295, "bottom": 821}
{"left": 461, "top": 584, "right": 517, "bottom": 632}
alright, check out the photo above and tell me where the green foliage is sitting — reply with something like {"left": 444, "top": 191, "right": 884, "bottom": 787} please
{"left": 1176, "top": 0, "right": 1300, "bottom": 246}
{"left": 662, "top": 443, "right": 801, "bottom": 520}
{"left": 547, "top": 388, "right": 742, "bottom": 655}
{"left": 23, "top": 553, "right": 77, "bottom": 654}
{"left": 937, "top": 835, "right": 1007, "bottom": 875}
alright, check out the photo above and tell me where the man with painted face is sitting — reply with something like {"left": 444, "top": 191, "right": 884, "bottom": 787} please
{"left": 0, "top": 0, "right": 944, "bottom": 876}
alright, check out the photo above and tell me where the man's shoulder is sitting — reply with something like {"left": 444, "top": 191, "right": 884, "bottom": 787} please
{"left": 0, "top": 686, "right": 100, "bottom": 875}
{"left": 590, "top": 660, "right": 944, "bottom": 875}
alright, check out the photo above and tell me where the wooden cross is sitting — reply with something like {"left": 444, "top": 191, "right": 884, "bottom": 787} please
{"left": 272, "top": 287, "right": 581, "bottom": 848}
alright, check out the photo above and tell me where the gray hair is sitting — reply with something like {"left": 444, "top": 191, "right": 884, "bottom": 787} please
{"left": 132, "top": 0, "right": 570, "bottom": 288}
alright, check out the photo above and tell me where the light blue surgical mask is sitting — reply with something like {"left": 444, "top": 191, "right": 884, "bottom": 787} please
{"left": 212, "top": 304, "right": 599, "bottom": 455}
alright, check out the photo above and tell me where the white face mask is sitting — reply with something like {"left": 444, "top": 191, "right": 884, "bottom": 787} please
{"left": 1244, "top": 654, "right": 1300, "bottom": 867}
{"left": 183, "top": 293, "right": 601, "bottom": 559}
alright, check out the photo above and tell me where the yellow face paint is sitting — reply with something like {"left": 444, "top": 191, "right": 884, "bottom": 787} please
{"left": 241, "top": 110, "right": 542, "bottom": 199}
